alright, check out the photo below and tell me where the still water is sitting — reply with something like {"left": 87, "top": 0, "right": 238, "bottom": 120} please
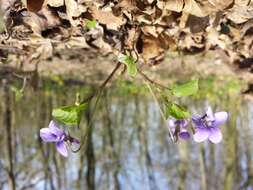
{"left": 0, "top": 78, "right": 252, "bottom": 190}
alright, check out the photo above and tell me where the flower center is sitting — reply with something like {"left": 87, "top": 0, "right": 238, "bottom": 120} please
{"left": 205, "top": 120, "right": 213, "bottom": 127}
{"left": 57, "top": 134, "right": 66, "bottom": 141}
{"left": 202, "top": 116, "right": 214, "bottom": 128}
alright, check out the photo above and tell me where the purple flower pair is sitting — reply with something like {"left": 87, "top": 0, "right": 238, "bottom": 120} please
{"left": 40, "top": 120, "right": 80, "bottom": 157}
{"left": 168, "top": 107, "right": 228, "bottom": 144}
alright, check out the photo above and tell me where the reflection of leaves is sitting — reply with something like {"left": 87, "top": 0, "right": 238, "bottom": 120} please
{"left": 118, "top": 54, "right": 137, "bottom": 77}
{"left": 196, "top": 76, "right": 244, "bottom": 100}
{"left": 10, "top": 86, "right": 23, "bottom": 102}
{"left": 85, "top": 20, "right": 98, "bottom": 30}
{"left": 115, "top": 79, "right": 147, "bottom": 96}
{"left": 171, "top": 80, "right": 198, "bottom": 97}
{"left": 52, "top": 76, "right": 64, "bottom": 86}
{"left": 52, "top": 103, "right": 87, "bottom": 126}
{"left": 225, "top": 80, "right": 241, "bottom": 94}
{"left": 166, "top": 103, "right": 190, "bottom": 119}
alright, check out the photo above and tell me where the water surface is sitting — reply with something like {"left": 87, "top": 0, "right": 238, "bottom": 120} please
{"left": 0, "top": 78, "right": 252, "bottom": 190}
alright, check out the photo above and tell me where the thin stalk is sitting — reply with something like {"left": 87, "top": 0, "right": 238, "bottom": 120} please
{"left": 145, "top": 82, "right": 175, "bottom": 142}
{"left": 70, "top": 89, "right": 103, "bottom": 153}
{"left": 72, "top": 63, "right": 121, "bottom": 152}
{"left": 81, "top": 62, "right": 122, "bottom": 104}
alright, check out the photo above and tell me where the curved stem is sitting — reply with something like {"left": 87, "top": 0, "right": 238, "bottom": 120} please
{"left": 73, "top": 62, "right": 122, "bottom": 152}
{"left": 145, "top": 82, "right": 175, "bottom": 142}
{"left": 81, "top": 62, "right": 122, "bottom": 104}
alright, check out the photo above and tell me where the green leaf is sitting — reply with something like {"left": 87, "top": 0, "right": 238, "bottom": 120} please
{"left": 10, "top": 86, "right": 23, "bottom": 102}
{"left": 167, "top": 103, "right": 190, "bottom": 119}
{"left": 118, "top": 54, "right": 137, "bottom": 77}
{"left": 171, "top": 80, "right": 199, "bottom": 97}
{"left": 52, "top": 103, "right": 87, "bottom": 126}
{"left": 85, "top": 20, "right": 98, "bottom": 30}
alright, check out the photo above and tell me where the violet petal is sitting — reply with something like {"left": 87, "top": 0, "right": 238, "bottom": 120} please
{"left": 192, "top": 115, "right": 203, "bottom": 126}
{"left": 213, "top": 112, "right": 228, "bottom": 127}
{"left": 48, "top": 120, "right": 65, "bottom": 137}
{"left": 168, "top": 119, "right": 175, "bottom": 128}
{"left": 168, "top": 119, "right": 176, "bottom": 133}
{"left": 56, "top": 141, "right": 68, "bottom": 157}
{"left": 175, "top": 119, "right": 188, "bottom": 128}
{"left": 209, "top": 127, "right": 222, "bottom": 144}
{"left": 206, "top": 107, "right": 215, "bottom": 121}
{"left": 193, "top": 127, "right": 209, "bottom": 142}
{"left": 40, "top": 128, "right": 58, "bottom": 142}
{"left": 179, "top": 129, "right": 190, "bottom": 140}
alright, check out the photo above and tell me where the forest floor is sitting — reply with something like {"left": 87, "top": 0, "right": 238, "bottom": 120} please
{"left": 0, "top": 0, "right": 253, "bottom": 91}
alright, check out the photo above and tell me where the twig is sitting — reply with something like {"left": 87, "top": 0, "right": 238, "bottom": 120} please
{"left": 81, "top": 62, "right": 122, "bottom": 104}
{"left": 72, "top": 62, "right": 122, "bottom": 152}
{"left": 70, "top": 86, "right": 103, "bottom": 153}
{"left": 145, "top": 82, "right": 175, "bottom": 142}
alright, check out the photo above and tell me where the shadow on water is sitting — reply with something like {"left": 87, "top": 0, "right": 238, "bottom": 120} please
{"left": 0, "top": 77, "right": 253, "bottom": 190}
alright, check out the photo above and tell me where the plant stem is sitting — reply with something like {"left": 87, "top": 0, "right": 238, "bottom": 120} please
{"left": 145, "top": 82, "right": 175, "bottom": 142}
{"left": 72, "top": 62, "right": 122, "bottom": 152}
{"left": 81, "top": 62, "right": 122, "bottom": 104}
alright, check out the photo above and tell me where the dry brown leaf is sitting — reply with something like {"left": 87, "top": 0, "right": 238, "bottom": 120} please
{"left": 142, "top": 26, "right": 164, "bottom": 37}
{"left": 125, "top": 28, "right": 138, "bottom": 48}
{"left": 157, "top": 0, "right": 233, "bottom": 17}
{"left": 226, "top": 1, "right": 253, "bottom": 24}
{"left": 179, "top": 33, "right": 204, "bottom": 51}
{"left": 29, "top": 39, "right": 53, "bottom": 60}
{"left": 90, "top": 5, "right": 125, "bottom": 30}
{"left": 27, "top": 0, "right": 44, "bottom": 12}
{"left": 1, "top": 0, "right": 253, "bottom": 66}
{"left": 45, "top": 0, "right": 64, "bottom": 7}
{"left": 0, "top": 0, "right": 15, "bottom": 11}
{"left": 65, "top": 0, "right": 84, "bottom": 25}
{"left": 65, "top": 37, "right": 89, "bottom": 49}
{"left": 206, "top": 27, "right": 231, "bottom": 50}
{"left": 186, "top": 15, "right": 209, "bottom": 33}
{"left": 141, "top": 36, "right": 164, "bottom": 63}
{"left": 21, "top": 7, "right": 60, "bottom": 36}
{"left": 157, "top": 0, "right": 208, "bottom": 17}
{"left": 157, "top": 0, "right": 184, "bottom": 13}
{"left": 208, "top": 0, "right": 234, "bottom": 9}
{"left": 116, "top": 0, "right": 137, "bottom": 12}
{"left": 184, "top": 0, "right": 209, "bottom": 17}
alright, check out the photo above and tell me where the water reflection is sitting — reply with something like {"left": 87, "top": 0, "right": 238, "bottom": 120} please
{"left": 0, "top": 80, "right": 252, "bottom": 190}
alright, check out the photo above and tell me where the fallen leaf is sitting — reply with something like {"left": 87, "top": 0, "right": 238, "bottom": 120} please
{"left": 27, "top": 0, "right": 44, "bottom": 12}
{"left": 89, "top": 5, "right": 125, "bottom": 30}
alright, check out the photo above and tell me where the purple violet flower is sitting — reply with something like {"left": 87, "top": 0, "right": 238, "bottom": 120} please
{"left": 192, "top": 107, "right": 228, "bottom": 144}
{"left": 40, "top": 120, "right": 80, "bottom": 157}
{"left": 168, "top": 118, "right": 190, "bottom": 140}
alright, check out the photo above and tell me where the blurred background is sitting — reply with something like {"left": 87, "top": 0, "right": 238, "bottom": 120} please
{"left": 0, "top": 57, "right": 252, "bottom": 190}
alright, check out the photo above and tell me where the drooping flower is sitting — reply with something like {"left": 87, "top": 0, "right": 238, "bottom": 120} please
{"left": 40, "top": 120, "right": 80, "bottom": 157}
{"left": 192, "top": 107, "right": 228, "bottom": 144}
{"left": 168, "top": 118, "right": 190, "bottom": 141}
